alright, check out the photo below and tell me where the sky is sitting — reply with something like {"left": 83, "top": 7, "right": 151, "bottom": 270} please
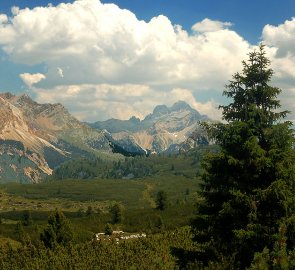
{"left": 0, "top": 0, "right": 295, "bottom": 122}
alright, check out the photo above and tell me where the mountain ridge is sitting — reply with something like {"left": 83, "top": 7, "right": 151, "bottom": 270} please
{"left": 90, "top": 100, "right": 207, "bottom": 132}
{"left": 89, "top": 100, "right": 209, "bottom": 154}
{"left": 0, "top": 93, "right": 210, "bottom": 183}
{"left": 0, "top": 93, "right": 123, "bottom": 183}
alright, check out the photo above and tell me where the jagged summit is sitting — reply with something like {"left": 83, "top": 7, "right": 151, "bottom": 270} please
{"left": 144, "top": 101, "right": 200, "bottom": 122}
{"left": 170, "top": 101, "right": 193, "bottom": 112}
{"left": 1, "top": 92, "right": 35, "bottom": 105}
{"left": 90, "top": 100, "right": 209, "bottom": 154}
{"left": 0, "top": 92, "right": 15, "bottom": 100}
{"left": 16, "top": 93, "right": 34, "bottom": 103}
{"left": 0, "top": 92, "right": 63, "bottom": 107}
{"left": 152, "top": 104, "right": 169, "bottom": 115}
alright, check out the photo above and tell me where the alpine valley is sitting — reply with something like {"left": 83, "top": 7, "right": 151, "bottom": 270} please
{"left": 0, "top": 93, "right": 209, "bottom": 183}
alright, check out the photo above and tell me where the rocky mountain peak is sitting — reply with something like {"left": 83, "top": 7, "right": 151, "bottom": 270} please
{"left": 90, "top": 100, "right": 209, "bottom": 155}
{"left": 153, "top": 105, "right": 169, "bottom": 115}
{"left": 15, "top": 93, "right": 37, "bottom": 107}
{"left": 144, "top": 101, "right": 200, "bottom": 122}
{"left": 18, "top": 93, "right": 33, "bottom": 101}
{"left": 170, "top": 101, "right": 193, "bottom": 112}
{"left": 129, "top": 116, "right": 141, "bottom": 123}
{"left": 52, "top": 103, "right": 65, "bottom": 110}
{"left": 0, "top": 92, "right": 15, "bottom": 100}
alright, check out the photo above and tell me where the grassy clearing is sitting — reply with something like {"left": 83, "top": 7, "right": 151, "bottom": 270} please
{"left": 0, "top": 174, "right": 201, "bottom": 244}
{"left": 1, "top": 174, "right": 200, "bottom": 210}
{"left": 0, "top": 148, "right": 212, "bottom": 249}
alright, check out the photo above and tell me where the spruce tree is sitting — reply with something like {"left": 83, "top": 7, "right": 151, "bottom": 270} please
{"left": 110, "top": 203, "right": 124, "bottom": 224}
{"left": 191, "top": 45, "right": 295, "bottom": 268}
{"left": 40, "top": 209, "right": 73, "bottom": 249}
{"left": 156, "top": 190, "right": 168, "bottom": 211}
{"left": 22, "top": 210, "right": 33, "bottom": 226}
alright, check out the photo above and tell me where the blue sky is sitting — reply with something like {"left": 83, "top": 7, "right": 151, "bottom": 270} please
{"left": 102, "top": 0, "right": 295, "bottom": 43}
{"left": 0, "top": 0, "right": 295, "bottom": 121}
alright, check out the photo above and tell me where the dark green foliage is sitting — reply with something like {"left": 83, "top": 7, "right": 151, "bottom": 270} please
{"left": 15, "top": 222, "right": 25, "bottom": 243}
{"left": 110, "top": 203, "right": 124, "bottom": 224}
{"left": 0, "top": 227, "right": 196, "bottom": 270}
{"left": 96, "top": 207, "right": 103, "bottom": 215}
{"left": 40, "top": 210, "right": 73, "bottom": 249}
{"left": 2, "top": 173, "right": 200, "bottom": 211}
{"left": 77, "top": 208, "right": 84, "bottom": 217}
{"left": 86, "top": 206, "right": 94, "bottom": 216}
{"left": 52, "top": 157, "right": 107, "bottom": 179}
{"left": 154, "top": 214, "right": 164, "bottom": 229}
{"left": 249, "top": 222, "right": 295, "bottom": 269}
{"left": 48, "top": 145, "right": 216, "bottom": 181}
{"left": 104, "top": 223, "right": 113, "bottom": 235}
{"left": 106, "top": 156, "right": 156, "bottom": 178}
{"left": 192, "top": 45, "right": 295, "bottom": 268}
{"left": 0, "top": 148, "right": 211, "bottom": 267}
{"left": 156, "top": 190, "right": 168, "bottom": 210}
{"left": 22, "top": 210, "right": 32, "bottom": 226}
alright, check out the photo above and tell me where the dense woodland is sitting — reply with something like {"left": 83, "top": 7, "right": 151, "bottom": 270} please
{"left": 0, "top": 45, "right": 295, "bottom": 269}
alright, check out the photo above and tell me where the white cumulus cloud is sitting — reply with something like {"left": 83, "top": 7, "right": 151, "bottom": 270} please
{"left": 263, "top": 17, "right": 295, "bottom": 58}
{"left": 192, "top": 18, "right": 233, "bottom": 33}
{"left": 19, "top": 73, "right": 46, "bottom": 87}
{"left": 0, "top": 0, "right": 250, "bottom": 90}
{"left": 11, "top": 6, "right": 20, "bottom": 16}
{"left": 7, "top": 0, "right": 295, "bottom": 122}
{"left": 262, "top": 18, "right": 295, "bottom": 119}
{"left": 33, "top": 83, "right": 220, "bottom": 122}
{"left": 0, "top": 14, "right": 8, "bottom": 24}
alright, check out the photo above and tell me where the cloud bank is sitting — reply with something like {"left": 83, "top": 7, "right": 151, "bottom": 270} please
{"left": 262, "top": 17, "right": 295, "bottom": 121}
{"left": 0, "top": 0, "right": 294, "bottom": 121}
{"left": 34, "top": 84, "right": 220, "bottom": 122}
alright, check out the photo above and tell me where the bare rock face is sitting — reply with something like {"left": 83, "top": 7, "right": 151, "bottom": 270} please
{"left": 0, "top": 93, "right": 118, "bottom": 183}
{"left": 90, "top": 101, "right": 209, "bottom": 154}
{"left": 0, "top": 140, "right": 49, "bottom": 183}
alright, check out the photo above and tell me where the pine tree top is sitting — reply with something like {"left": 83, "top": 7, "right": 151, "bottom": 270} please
{"left": 220, "top": 44, "right": 289, "bottom": 127}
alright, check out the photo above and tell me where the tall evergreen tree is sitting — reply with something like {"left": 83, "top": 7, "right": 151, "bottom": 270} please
{"left": 22, "top": 210, "right": 33, "bottom": 226}
{"left": 156, "top": 190, "right": 168, "bottom": 211}
{"left": 40, "top": 209, "right": 73, "bottom": 249}
{"left": 110, "top": 203, "right": 124, "bottom": 224}
{"left": 191, "top": 45, "right": 295, "bottom": 268}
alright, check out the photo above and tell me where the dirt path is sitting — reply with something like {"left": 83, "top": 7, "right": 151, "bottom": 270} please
{"left": 142, "top": 182, "right": 156, "bottom": 208}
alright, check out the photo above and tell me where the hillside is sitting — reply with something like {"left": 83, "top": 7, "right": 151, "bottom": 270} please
{"left": 0, "top": 93, "right": 122, "bottom": 183}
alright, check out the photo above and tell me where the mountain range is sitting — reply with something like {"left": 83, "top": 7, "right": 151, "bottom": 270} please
{"left": 89, "top": 100, "right": 209, "bottom": 154}
{"left": 0, "top": 93, "right": 209, "bottom": 183}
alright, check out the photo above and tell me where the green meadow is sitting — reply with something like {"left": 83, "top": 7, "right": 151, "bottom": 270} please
{"left": 0, "top": 148, "right": 209, "bottom": 248}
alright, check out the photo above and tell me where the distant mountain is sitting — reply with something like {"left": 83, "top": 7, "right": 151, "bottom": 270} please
{"left": 91, "top": 116, "right": 142, "bottom": 133}
{"left": 0, "top": 94, "right": 211, "bottom": 183}
{"left": 0, "top": 93, "right": 124, "bottom": 183}
{"left": 89, "top": 101, "right": 209, "bottom": 154}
